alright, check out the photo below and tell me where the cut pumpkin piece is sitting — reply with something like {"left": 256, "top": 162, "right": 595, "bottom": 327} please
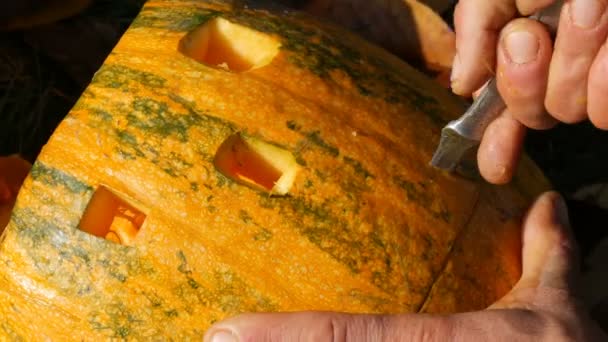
{"left": 214, "top": 134, "right": 300, "bottom": 195}
{"left": 179, "top": 17, "right": 281, "bottom": 72}
{"left": 78, "top": 186, "right": 147, "bottom": 245}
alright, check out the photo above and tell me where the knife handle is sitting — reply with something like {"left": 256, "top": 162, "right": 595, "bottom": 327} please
{"left": 446, "top": 78, "right": 504, "bottom": 141}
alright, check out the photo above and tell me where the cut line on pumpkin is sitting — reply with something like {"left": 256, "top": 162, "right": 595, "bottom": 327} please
{"left": 214, "top": 133, "right": 299, "bottom": 195}
{"left": 78, "top": 185, "right": 147, "bottom": 246}
{"left": 178, "top": 17, "right": 281, "bottom": 72}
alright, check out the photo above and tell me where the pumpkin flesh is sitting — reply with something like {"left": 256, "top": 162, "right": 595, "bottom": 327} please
{"left": 0, "top": 1, "right": 550, "bottom": 339}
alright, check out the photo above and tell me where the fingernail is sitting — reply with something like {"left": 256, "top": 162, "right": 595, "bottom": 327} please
{"left": 552, "top": 193, "right": 570, "bottom": 228}
{"left": 503, "top": 30, "right": 539, "bottom": 64}
{"left": 571, "top": 0, "right": 605, "bottom": 29}
{"left": 207, "top": 330, "right": 238, "bottom": 342}
{"left": 450, "top": 53, "right": 462, "bottom": 91}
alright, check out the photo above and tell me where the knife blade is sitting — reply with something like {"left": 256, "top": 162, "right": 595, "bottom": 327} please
{"left": 430, "top": 0, "right": 564, "bottom": 174}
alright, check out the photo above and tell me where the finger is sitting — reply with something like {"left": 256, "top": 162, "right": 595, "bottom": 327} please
{"left": 516, "top": 192, "right": 579, "bottom": 292}
{"left": 588, "top": 43, "right": 608, "bottom": 128}
{"left": 497, "top": 18, "right": 557, "bottom": 129}
{"left": 451, "top": 0, "right": 517, "bottom": 95}
{"left": 545, "top": 0, "right": 608, "bottom": 123}
{"left": 516, "top": 0, "right": 558, "bottom": 15}
{"left": 477, "top": 113, "right": 526, "bottom": 184}
{"left": 203, "top": 312, "right": 454, "bottom": 342}
{"left": 451, "top": 0, "right": 558, "bottom": 96}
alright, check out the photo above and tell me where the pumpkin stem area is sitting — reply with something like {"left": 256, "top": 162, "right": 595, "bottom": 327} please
{"left": 178, "top": 17, "right": 281, "bottom": 72}
{"left": 78, "top": 186, "right": 146, "bottom": 245}
{"left": 214, "top": 134, "right": 299, "bottom": 195}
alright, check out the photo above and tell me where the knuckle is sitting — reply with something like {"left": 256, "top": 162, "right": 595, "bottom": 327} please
{"left": 302, "top": 314, "right": 400, "bottom": 342}
{"left": 311, "top": 315, "right": 349, "bottom": 342}
{"left": 264, "top": 314, "right": 347, "bottom": 342}
{"left": 505, "top": 105, "right": 555, "bottom": 129}
{"left": 328, "top": 316, "right": 346, "bottom": 342}
{"left": 384, "top": 315, "right": 453, "bottom": 341}
{"left": 416, "top": 316, "right": 454, "bottom": 341}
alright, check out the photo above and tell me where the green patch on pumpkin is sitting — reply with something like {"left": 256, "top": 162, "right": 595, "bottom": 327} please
{"left": 174, "top": 251, "right": 278, "bottom": 314}
{"left": 128, "top": 4, "right": 455, "bottom": 125}
{"left": 393, "top": 176, "right": 451, "bottom": 223}
{"left": 30, "top": 162, "right": 93, "bottom": 195}
{"left": 92, "top": 64, "right": 166, "bottom": 89}
{"left": 258, "top": 194, "right": 408, "bottom": 298}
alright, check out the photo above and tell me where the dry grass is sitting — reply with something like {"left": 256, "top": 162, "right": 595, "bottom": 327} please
{"left": 0, "top": 0, "right": 144, "bottom": 160}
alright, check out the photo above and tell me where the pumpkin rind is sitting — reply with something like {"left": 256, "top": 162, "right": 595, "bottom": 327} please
{"left": 0, "top": 0, "right": 549, "bottom": 339}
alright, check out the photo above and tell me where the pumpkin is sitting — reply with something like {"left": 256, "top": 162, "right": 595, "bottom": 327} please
{"left": 0, "top": 0, "right": 549, "bottom": 339}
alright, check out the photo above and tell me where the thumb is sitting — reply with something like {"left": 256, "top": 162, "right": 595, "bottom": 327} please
{"left": 491, "top": 191, "right": 579, "bottom": 309}
{"left": 203, "top": 311, "right": 453, "bottom": 342}
{"left": 517, "top": 191, "right": 578, "bottom": 291}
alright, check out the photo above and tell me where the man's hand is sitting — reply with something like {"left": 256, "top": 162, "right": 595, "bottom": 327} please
{"left": 203, "top": 192, "right": 607, "bottom": 341}
{"left": 449, "top": 0, "right": 608, "bottom": 184}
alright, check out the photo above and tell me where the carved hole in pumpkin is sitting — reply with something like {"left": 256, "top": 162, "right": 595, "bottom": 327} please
{"left": 179, "top": 17, "right": 281, "bottom": 72}
{"left": 78, "top": 186, "right": 147, "bottom": 245}
{"left": 214, "top": 133, "right": 299, "bottom": 195}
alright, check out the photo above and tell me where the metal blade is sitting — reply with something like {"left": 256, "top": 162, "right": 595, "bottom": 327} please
{"left": 430, "top": 127, "right": 478, "bottom": 172}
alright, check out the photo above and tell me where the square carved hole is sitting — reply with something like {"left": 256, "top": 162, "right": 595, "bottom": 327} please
{"left": 179, "top": 17, "right": 281, "bottom": 72}
{"left": 213, "top": 133, "right": 299, "bottom": 195}
{"left": 78, "top": 186, "right": 146, "bottom": 245}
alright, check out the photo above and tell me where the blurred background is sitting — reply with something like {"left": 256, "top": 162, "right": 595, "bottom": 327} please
{"left": 1, "top": 0, "right": 606, "bottom": 330}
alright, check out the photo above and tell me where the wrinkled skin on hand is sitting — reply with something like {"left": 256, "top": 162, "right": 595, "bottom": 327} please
{"left": 204, "top": 192, "right": 607, "bottom": 341}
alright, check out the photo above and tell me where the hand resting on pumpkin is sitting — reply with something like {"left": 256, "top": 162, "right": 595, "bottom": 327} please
{"left": 451, "top": 0, "right": 608, "bottom": 184}
{"left": 203, "top": 192, "right": 607, "bottom": 342}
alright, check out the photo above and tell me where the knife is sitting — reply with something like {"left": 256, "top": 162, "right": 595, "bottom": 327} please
{"left": 430, "top": 0, "right": 564, "bottom": 174}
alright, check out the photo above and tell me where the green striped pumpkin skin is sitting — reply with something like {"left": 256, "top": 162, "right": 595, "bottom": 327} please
{"left": 0, "top": 0, "right": 549, "bottom": 339}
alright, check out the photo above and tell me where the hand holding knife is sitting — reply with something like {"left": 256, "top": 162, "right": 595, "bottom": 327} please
{"left": 430, "top": 0, "right": 564, "bottom": 174}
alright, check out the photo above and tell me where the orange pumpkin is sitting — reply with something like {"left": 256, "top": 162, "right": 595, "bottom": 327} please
{"left": 0, "top": 0, "right": 549, "bottom": 339}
